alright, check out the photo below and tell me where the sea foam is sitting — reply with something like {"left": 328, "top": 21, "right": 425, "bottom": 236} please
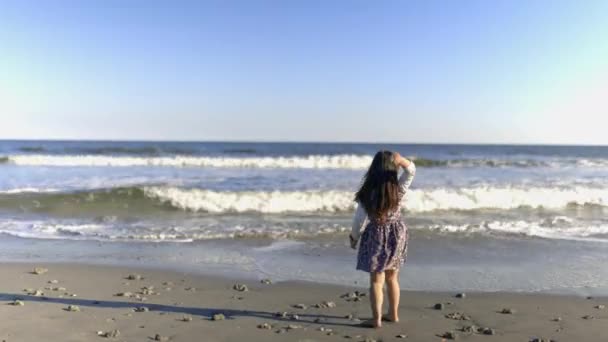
{"left": 2, "top": 217, "right": 608, "bottom": 242}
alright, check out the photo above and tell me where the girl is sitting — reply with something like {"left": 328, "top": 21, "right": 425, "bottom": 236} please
{"left": 349, "top": 150, "right": 416, "bottom": 328}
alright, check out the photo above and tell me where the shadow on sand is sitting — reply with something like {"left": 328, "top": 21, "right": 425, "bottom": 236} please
{"left": 0, "top": 293, "right": 366, "bottom": 329}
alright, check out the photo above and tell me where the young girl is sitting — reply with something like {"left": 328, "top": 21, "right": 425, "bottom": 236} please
{"left": 349, "top": 150, "right": 416, "bottom": 328}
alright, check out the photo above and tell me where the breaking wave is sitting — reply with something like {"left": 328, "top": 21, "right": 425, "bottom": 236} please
{"left": 145, "top": 185, "right": 608, "bottom": 213}
{"left": 2, "top": 185, "right": 608, "bottom": 214}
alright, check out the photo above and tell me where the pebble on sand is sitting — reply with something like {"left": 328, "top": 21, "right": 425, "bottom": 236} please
{"left": 260, "top": 278, "right": 272, "bottom": 285}
{"left": 293, "top": 304, "right": 307, "bottom": 310}
{"left": 500, "top": 308, "right": 516, "bottom": 314}
{"left": 257, "top": 323, "right": 272, "bottom": 330}
{"left": 48, "top": 279, "right": 59, "bottom": 284}
{"left": 396, "top": 334, "right": 408, "bottom": 338}
{"left": 343, "top": 334, "right": 362, "bottom": 339}
{"left": 32, "top": 267, "right": 48, "bottom": 275}
{"left": 594, "top": 304, "right": 605, "bottom": 310}
{"left": 140, "top": 286, "right": 157, "bottom": 295}
{"left": 11, "top": 300, "right": 24, "bottom": 306}
{"left": 482, "top": 328, "right": 496, "bottom": 335}
{"left": 434, "top": 303, "right": 445, "bottom": 310}
{"left": 455, "top": 293, "right": 466, "bottom": 299}
{"left": 153, "top": 334, "right": 169, "bottom": 341}
{"left": 233, "top": 284, "right": 249, "bottom": 292}
{"left": 445, "top": 312, "right": 471, "bottom": 321}
{"left": 133, "top": 307, "right": 149, "bottom": 312}
{"left": 314, "top": 301, "right": 336, "bottom": 309}
{"left": 29, "top": 290, "right": 44, "bottom": 297}
{"left": 461, "top": 325, "right": 481, "bottom": 334}
{"left": 274, "top": 311, "right": 299, "bottom": 320}
{"left": 180, "top": 316, "right": 192, "bottom": 322}
{"left": 212, "top": 313, "right": 226, "bottom": 321}
{"left": 441, "top": 331, "right": 458, "bottom": 340}
{"left": 126, "top": 274, "right": 144, "bottom": 280}
{"left": 582, "top": 315, "right": 594, "bottom": 320}
{"left": 275, "top": 311, "right": 289, "bottom": 318}
{"left": 97, "top": 330, "right": 120, "bottom": 338}
{"left": 460, "top": 325, "right": 494, "bottom": 336}
{"left": 66, "top": 305, "right": 81, "bottom": 312}
{"left": 340, "top": 291, "right": 366, "bottom": 302}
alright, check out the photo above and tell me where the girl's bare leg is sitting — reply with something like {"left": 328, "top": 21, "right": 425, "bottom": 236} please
{"left": 370, "top": 271, "right": 385, "bottom": 328}
{"left": 385, "top": 269, "right": 400, "bottom": 322}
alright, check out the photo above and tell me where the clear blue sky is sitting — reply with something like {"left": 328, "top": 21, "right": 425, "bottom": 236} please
{"left": 1, "top": 0, "right": 607, "bottom": 144}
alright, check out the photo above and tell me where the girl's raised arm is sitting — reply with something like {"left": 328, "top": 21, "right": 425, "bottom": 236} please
{"left": 394, "top": 153, "right": 416, "bottom": 194}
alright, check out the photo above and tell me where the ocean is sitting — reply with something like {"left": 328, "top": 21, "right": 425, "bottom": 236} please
{"left": 1, "top": 140, "right": 608, "bottom": 294}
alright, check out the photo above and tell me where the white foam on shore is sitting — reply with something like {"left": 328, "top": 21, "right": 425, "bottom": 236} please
{"left": 143, "top": 185, "right": 608, "bottom": 213}
{"left": 429, "top": 218, "right": 608, "bottom": 242}
{"left": 0, "top": 220, "right": 351, "bottom": 242}
{"left": 2, "top": 217, "right": 608, "bottom": 242}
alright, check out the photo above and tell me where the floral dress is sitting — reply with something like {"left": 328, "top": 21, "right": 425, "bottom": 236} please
{"left": 351, "top": 162, "right": 416, "bottom": 273}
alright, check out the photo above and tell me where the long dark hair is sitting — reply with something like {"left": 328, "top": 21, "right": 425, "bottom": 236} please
{"left": 355, "top": 150, "right": 400, "bottom": 220}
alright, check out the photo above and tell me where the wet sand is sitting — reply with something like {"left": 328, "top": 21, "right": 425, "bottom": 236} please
{"left": 0, "top": 262, "right": 605, "bottom": 341}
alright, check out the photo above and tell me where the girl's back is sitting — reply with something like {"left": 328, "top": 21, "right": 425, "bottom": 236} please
{"left": 352, "top": 157, "right": 415, "bottom": 273}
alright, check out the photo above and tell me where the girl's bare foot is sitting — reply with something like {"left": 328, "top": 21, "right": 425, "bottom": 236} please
{"left": 358, "top": 319, "right": 382, "bottom": 329}
{"left": 382, "top": 314, "right": 399, "bottom": 323}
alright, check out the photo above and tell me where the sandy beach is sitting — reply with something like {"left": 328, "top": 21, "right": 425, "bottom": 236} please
{"left": 0, "top": 263, "right": 604, "bottom": 341}
{"left": 4, "top": 0, "right": 608, "bottom": 340}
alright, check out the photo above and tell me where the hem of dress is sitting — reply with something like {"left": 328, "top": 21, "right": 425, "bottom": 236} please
{"left": 356, "top": 265, "right": 403, "bottom": 273}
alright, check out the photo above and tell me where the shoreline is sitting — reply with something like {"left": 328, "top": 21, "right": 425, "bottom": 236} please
{"left": 2, "top": 233, "right": 608, "bottom": 297}
{"left": 1, "top": 262, "right": 605, "bottom": 341}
